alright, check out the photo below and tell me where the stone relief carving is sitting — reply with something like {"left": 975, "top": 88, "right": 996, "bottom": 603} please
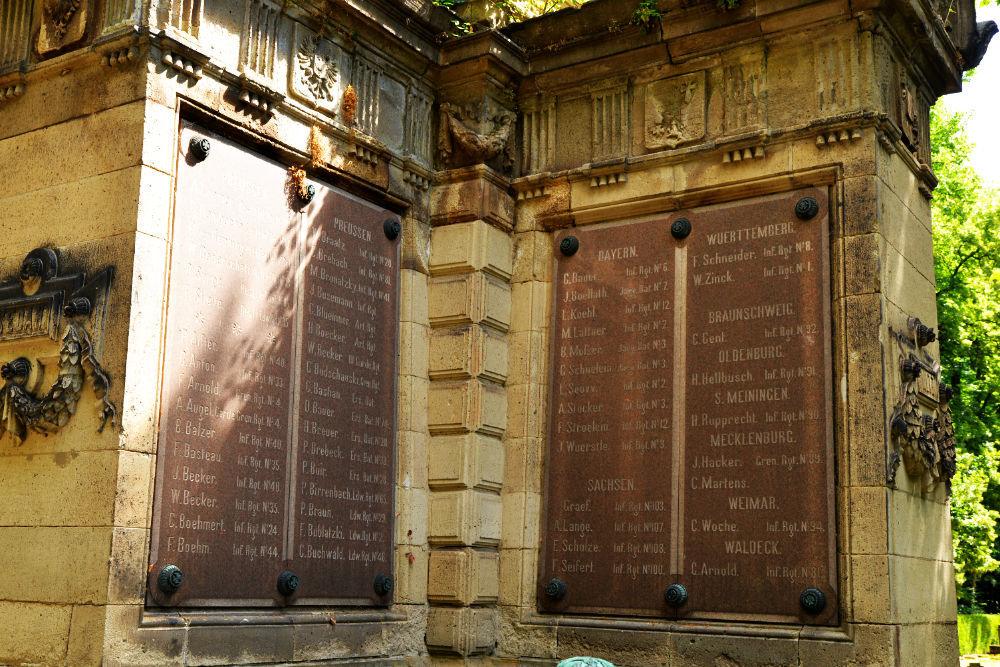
{"left": 723, "top": 59, "right": 764, "bottom": 132}
{"left": 297, "top": 35, "right": 336, "bottom": 101}
{"left": 592, "top": 88, "right": 627, "bottom": 160}
{"left": 0, "top": 0, "right": 33, "bottom": 69}
{"left": 645, "top": 72, "right": 705, "bottom": 150}
{"left": 0, "top": 249, "right": 117, "bottom": 445}
{"left": 241, "top": 0, "right": 281, "bottom": 81}
{"left": 289, "top": 25, "right": 346, "bottom": 115}
{"left": 899, "top": 81, "right": 920, "bottom": 153}
{"left": 37, "top": 0, "right": 88, "bottom": 55}
{"left": 887, "top": 318, "right": 955, "bottom": 492}
{"left": 438, "top": 101, "right": 516, "bottom": 173}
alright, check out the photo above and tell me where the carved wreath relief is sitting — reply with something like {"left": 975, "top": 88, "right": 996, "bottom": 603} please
{"left": 645, "top": 71, "right": 706, "bottom": 150}
{"left": 437, "top": 101, "right": 516, "bottom": 173}
{"left": 888, "top": 317, "right": 955, "bottom": 493}
{"left": 0, "top": 249, "right": 117, "bottom": 445}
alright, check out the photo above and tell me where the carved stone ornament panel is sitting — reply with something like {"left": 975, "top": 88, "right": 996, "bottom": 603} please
{"left": 0, "top": 249, "right": 117, "bottom": 445}
{"left": 289, "top": 23, "right": 349, "bottom": 115}
{"left": 888, "top": 318, "right": 954, "bottom": 493}
{"left": 645, "top": 71, "right": 706, "bottom": 150}
{"left": 437, "top": 100, "right": 516, "bottom": 173}
{"left": 37, "top": 0, "right": 88, "bottom": 55}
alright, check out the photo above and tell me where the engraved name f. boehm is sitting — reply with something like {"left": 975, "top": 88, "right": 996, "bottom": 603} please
{"left": 0, "top": 248, "right": 117, "bottom": 445}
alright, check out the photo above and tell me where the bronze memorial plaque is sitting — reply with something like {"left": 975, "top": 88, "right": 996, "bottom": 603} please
{"left": 148, "top": 122, "right": 398, "bottom": 607}
{"left": 541, "top": 189, "right": 836, "bottom": 624}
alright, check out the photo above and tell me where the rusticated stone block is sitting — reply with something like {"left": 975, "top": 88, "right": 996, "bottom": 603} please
{"left": 425, "top": 606, "right": 497, "bottom": 656}
{"left": 428, "top": 380, "right": 506, "bottom": 437}
{"left": 430, "top": 177, "right": 514, "bottom": 230}
{"left": 430, "top": 220, "right": 513, "bottom": 281}
{"left": 427, "top": 548, "right": 499, "bottom": 605}
{"left": 429, "top": 326, "right": 508, "bottom": 383}
{"left": 429, "top": 273, "right": 512, "bottom": 332}
{"left": 428, "top": 433, "right": 504, "bottom": 491}
{"left": 429, "top": 489, "right": 502, "bottom": 547}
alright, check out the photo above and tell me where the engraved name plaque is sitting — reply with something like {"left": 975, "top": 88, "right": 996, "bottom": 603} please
{"left": 148, "top": 123, "right": 397, "bottom": 607}
{"left": 541, "top": 189, "right": 836, "bottom": 624}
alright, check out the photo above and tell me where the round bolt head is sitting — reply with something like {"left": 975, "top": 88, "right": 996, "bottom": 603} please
{"left": 277, "top": 570, "right": 299, "bottom": 596}
{"left": 157, "top": 564, "right": 184, "bottom": 594}
{"left": 664, "top": 583, "right": 688, "bottom": 607}
{"left": 374, "top": 573, "right": 393, "bottom": 596}
{"left": 545, "top": 577, "right": 567, "bottom": 601}
{"left": 670, "top": 217, "right": 692, "bottom": 240}
{"left": 384, "top": 219, "right": 402, "bottom": 241}
{"left": 800, "top": 587, "right": 826, "bottom": 614}
{"left": 189, "top": 136, "right": 211, "bottom": 161}
{"left": 298, "top": 184, "right": 316, "bottom": 203}
{"left": 559, "top": 236, "right": 580, "bottom": 257}
{"left": 795, "top": 197, "right": 820, "bottom": 221}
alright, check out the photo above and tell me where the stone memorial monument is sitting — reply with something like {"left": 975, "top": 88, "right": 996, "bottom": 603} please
{"left": 0, "top": 0, "right": 992, "bottom": 664}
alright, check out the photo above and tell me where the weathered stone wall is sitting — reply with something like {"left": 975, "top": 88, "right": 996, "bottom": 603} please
{"left": 0, "top": 0, "right": 987, "bottom": 664}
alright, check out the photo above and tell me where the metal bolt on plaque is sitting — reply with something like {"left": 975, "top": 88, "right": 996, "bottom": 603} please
{"left": 157, "top": 564, "right": 184, "bottom": 594}
{"left": 664, "top": 583, "right": 688, "bottom": 607}
{"left": 670, "top": 217, "right": 692, "bottom": 240}
{"left": 298, "top": 184, "right": 316, "bottom": 203}
{"left": 795, "top": 197, "right": 820, "bottom": 221}
{"left": 559, "top": 236, "right": 580, "bottom": 257}
{"left": 189, "top": 136, "right": 211, "bottom": 161}
{"left": 545, "top": 577, "right": 567, "bottom": 601}
{"left": 383, "top": 219, "right": 401, "bottom": 241}
{"left": 277, "top": 570, "right": 299, "bottom": 596}
{"left": 374, "top": 573, "right": 393, "bottom": 596}
{"left": 799, "top": 587, "right": 826, "bottom": 614}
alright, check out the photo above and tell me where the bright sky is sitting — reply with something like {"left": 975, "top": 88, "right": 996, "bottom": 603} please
{"left": 939, "top": 4, "right": 1000, "bottom": 187}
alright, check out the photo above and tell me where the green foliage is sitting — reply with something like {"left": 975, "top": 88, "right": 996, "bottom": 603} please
{"left": 957, "top": 614, "right": 1000, "bottom": 654}
{"left": 932, "top": 104, "right": 1000, "bottom": 607}
{"left": 631, "top": 0, "right": 662, "bottom": 33}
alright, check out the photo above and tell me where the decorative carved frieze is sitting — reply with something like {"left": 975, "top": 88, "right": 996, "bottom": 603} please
{"left": 407, "top": 89, "right": 434, "bottom": 164}
{"left": 521, "top": 102, "right": 555, "bottom": 174}
{"left": 815, "top": 36, "right": 859, "bottom": 112}
{"left": 165, "top": 0, "right": 201, "bottom": 39}
{"left": 0, "top": 76, "right": 25, "bottom": 103}
{"left": 438, "top": 101, "right": 516, "bottom": 173}
{"left": 723, "top": 57, "right": 764, "bottom": 133}
{"left": 240, "top": 0, "right": 281, "bottom": 81}
{"left": 644, "top": 71, "right": 705, "bottom": 150}
{"left": 161, "top": 47, "right": 205, "bottom": 82}
{"left": 815, "top": 128, "right": 862, "bottom": 147}
{"left": 100, "top": 44, "right": 140, "bottom": 68}
{"left": 591, "top": 87, "right": 627, "bottom": 160}
{"left": 101, "top": 0, "right": 136, "bottom": 34}
{"left": 722, "top": 145, "right": 765, "bottom": 163}
{"left": 37, "top": 0, "right": 87, "bottom": 55}
{"left": 236, "top": 75, "right": 283, "bottom": 118}
{"left": 353, "top": 56, "right": 380, "bottom": 134}
{"left": 1, "top": 0, "right": 33, "bottom": 70}
{"left": 0, "top": 248, "right": 117, "bottom": 446}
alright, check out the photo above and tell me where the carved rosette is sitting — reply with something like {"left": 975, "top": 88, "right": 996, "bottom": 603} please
{"left": 437, "top": 101, "right": 516, "bottom": 173}
{"left": 0, "top": 249, "right": 117, "bottom": 445}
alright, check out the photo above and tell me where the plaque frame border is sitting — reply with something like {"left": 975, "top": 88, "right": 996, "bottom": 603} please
{"left": 534, "top": 173, "right": 841, "bottom": 629}
{"left": 143, "top": 103, "right": 404, "bottom": 615}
